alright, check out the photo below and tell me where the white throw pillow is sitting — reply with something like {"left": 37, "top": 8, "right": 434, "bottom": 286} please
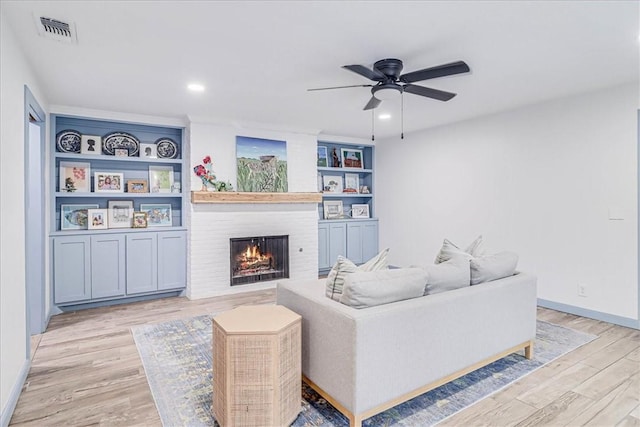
{"left": 434, "top": 235, "right": 485, "bottom": 264}
{"left": 325, "top": 248, "right": 390, "bottom": 301}
{"left": 422, "top": 256, "right": 471, "bottom": 295}
{"left": 339, "top": 268, "right": 427, "bottom": 308}
{"left": 470, "top": 251, "right": 519, "bottom": 285}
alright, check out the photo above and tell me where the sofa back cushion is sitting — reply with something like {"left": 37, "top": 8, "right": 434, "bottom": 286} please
{"left": 422, "top": 256, "right": 471, "bottom": 295}
{"left": 339, "top": 268, "right": 428, "bottom": 308}
{"left": 434, "top": 235, "right": 485, "bottom": 264}
{"left": 470, "top": 251, "right": 519, "bottom": 285}
{"left": 325, "top": 249, "right": 389, "bottom": 301}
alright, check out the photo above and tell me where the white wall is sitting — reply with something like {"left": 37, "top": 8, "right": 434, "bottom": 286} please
{"left": 0, "top": 10, "right": 48, "bottom": 422}
{"left": 188, "top": 122, "right": 319, "bottom": 298}
{"left": 377, "top": 83, "right": 638, "bottom": 322}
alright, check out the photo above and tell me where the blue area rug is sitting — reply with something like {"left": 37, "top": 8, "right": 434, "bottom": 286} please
{"left": 132, "top": 316, "right": 596, "bottom": 426}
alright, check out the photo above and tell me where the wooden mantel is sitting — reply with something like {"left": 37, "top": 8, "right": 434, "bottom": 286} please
{"left": 191, "top": 191, "right": 322, "bottom": 204}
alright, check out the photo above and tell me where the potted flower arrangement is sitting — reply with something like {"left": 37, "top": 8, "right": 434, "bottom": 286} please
{"left": 193, "top": 156, "right": 233, "bottom": 192}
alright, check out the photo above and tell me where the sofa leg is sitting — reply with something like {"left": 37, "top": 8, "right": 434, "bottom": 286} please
{"left": 525, "top": 342, "right": 533, "bottom": 360}
{"left": 349, "top": 414, "right": 363, "bottom": 427}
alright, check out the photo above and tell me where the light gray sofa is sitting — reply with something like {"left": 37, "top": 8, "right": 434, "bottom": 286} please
{"left": 276, "top": 272, "right": 537, "bottom": 427}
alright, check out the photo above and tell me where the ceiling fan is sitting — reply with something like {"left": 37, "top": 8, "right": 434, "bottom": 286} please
{"left": 308, "top": 58, "right": 470, "bottom": 110}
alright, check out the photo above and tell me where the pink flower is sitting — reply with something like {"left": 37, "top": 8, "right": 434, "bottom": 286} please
{"left": 203, "top": 156, "right": 211, "bottom": 164}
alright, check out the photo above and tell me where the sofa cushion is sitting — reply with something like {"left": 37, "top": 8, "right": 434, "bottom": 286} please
{"left": 470, "top": 251, "right": 519, "bottom": 285}
{"left": 422, "top": 256, "right": 471, "bottom": 295}
{"left": 434, "top": 235, "right": 485, "bottom": 264}
{"left": 339, "top": 268, "right": 427, "bottom": 308}
{"left": 325, "top": 248, "right": 389, "bottom": 301}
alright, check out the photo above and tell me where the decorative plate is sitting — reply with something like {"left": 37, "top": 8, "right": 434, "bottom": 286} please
{"left": 56, "top": 129, "right": 81, "bottom": 153}
{"left": 102, "top": 132, "right": 140, "bottom": 156}
{"left": 155, "top": 138, "right": 179, "bottom": 159}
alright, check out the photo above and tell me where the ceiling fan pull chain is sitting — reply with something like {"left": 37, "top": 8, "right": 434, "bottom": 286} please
{"left": 371, "top": 109, "right": 375, "bottom": 141}
{"left": 401, "top": 92, "right": 404, "bottom": 140}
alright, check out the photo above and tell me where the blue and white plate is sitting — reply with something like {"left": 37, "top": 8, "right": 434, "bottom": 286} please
{"left": 56, "top": 129, "right": 81, "bottom": 153}
{"left": 102, "top": 132, "right": 140, "bottom": 156}
{"left": 155, "top": 138, "right": 179, "bottom": 159}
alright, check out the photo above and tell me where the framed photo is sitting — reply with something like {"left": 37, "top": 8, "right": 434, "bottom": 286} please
{"left": 140, "top": 203, "right": 172, "bottom": 227}
{"left": 94, "top": 172, "right": 124, "bottom": 193}
{"left": 149, "top": 165, "right": 174, "bottom": 193}
{"left": 322, "top": 175, "right": 343, "bottom": 193}
{"left": 132, "top": 211, "right": 148, "bottom": 228}
{"left": 59, "top": 161, "right": 91, "bottom": 192}
{"left": 107, "top": 200, "right": 134, "bottom": 229}
{"left": 323, "top": 200, "right": 344, "bottom": 220}
{"left": 127, "top": 179, "right": 148, "bottom": 193}
{"left": 80, "top": 135, "right": 102, "bottom": 155}
{"left": 351, "top": 204, "right": 370, "bottom": 219}
{"left": 317, "top": 146, "right": 328, "bottom": 167}
{"left": 341, "top": 148, "right": 364, "bottom": 169}
{"left": 140, "top": 143, "right": 157, "bottom": 159}
{"left": 114, "top": 148, "right": 129, "bottom": 157}
{"left": 87, "top": 208, "right": 108, "bottom": 230}
{"left": 344, "top": 173, "right": 360, "bottom": 193}
{"left": 60, "top": 204, "right": 98, "bottom": 230}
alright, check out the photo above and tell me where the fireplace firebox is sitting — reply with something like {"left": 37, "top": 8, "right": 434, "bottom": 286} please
{"left": 230, "top": 235, "right": 289, "bottom": 286}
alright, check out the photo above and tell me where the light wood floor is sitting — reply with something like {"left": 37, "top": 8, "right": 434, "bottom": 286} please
{"left": 9, "top": 290, "right": 640, "bottom": 427}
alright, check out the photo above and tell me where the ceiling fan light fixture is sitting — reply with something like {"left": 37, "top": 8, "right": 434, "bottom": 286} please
{"left": 372, "top": 85, "right": 402, "bottom": 101}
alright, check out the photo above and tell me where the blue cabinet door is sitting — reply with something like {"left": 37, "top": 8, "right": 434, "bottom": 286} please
{"left": 346, "top": 222, "right": 364, "bottom": 264}
{"left": 53, "top": 236, "right": 91, "bottom": 304}
{"left": 91, "top": 235, "right": 125, "bottom": 299}
{"left": 361, "top": 220, "right": 379, "bottom": 262}
{"left": 126, "top": 233, "right": 158, "bottom": 294}
{"left": 157, "top": 231, "right": 186, "bottom": 291}
{"left": 318, "top": 223, "right": 331, "bottom": 270}
{"left": 328, "top": 222, "right": 347, "bottom": 266}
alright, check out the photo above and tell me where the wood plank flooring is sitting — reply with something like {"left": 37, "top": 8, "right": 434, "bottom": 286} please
{"left": 9, "top": 291, "right": 640, "bottom": 426}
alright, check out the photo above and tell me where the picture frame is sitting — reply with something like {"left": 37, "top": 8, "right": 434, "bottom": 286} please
{"left": 59, "top": 161, "right": 91, "bottom": 192}
{"left": 351, "top": 204, "right": 370, "bottom": 219}
{"left": 114, "top": 148, "right": 129, "bottom": 157}
{"left": 94, "top": 172, "right": 124, "bottom": 193}
{"left": 140, "top": 143, "right": 157, "bottom": 159}
{"left": 87, "top": 208, "right": 108, "bottom": 230}
{"left": 140, "top": 203, "right": 172, "bottom": 227}
{"left": 317, "top": 146, "right": 328, "bottom": 167}
{"left": 60, "top": 204, "right": 99, "bottom": 230}
{"left": 107, "top": 200, "right": 134, "bottom": 229}
{"left": 322, "top": 175, "right": 343, "bottom": 193}
{"left": 80, "top": 135, "right": 102, "bottom": 155}
{"left": 344, "top": 173, "right": 360, "bottom": 193}
{"left": 132, "top": 211, "right": 148, "bottom": 228}
{"left": 323, "top": 200, "right": 344, "bottom": 220}
{"left": 149, "top": 165, "right": 174, "bottom": 193}
{"left": 127, "top": 179, "right": 148, "bottom": 193}
{"left": 341, "top": 148, "right": 364, "bottom": 169}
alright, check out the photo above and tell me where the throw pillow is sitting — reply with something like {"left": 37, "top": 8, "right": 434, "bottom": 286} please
{"left": 421, "top": 256, "right": 471, "bottom": 295}
{"left": 434, "top": 235, "right": 484, "bottom": 264}
{"left": 339, "top": 268, "right": 428, "bottom": 309}
{"left": 325, "top": 248, "right": 390, "bottom": 301}
{"left": 470, "top": 251, "right": 519, "bottom": 285}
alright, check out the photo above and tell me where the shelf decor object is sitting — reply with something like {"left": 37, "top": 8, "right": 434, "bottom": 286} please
{"left": 149, "top": 165, "right": 174, "bottom": 193}
{"left": 59, "top": 161, "right": 90, "bottom": 192}
{"left": 193, "top": 155, "right": 233, "bottom": 192}
{"left": 94, "top": 172, "right": 124, "bottom": 193}
{"left": 87, "top": 209, "right": 108, "bottom": 230}
{"left": 236, "top": 135, "right": 288, "bottom": 192}
{"left": 102, "top": 132, "right": 140, "bottom": 156}
{"left": 323, "top": 200, "right": 344, "bottom": 219}
{"left": 108, "top": 200, "right": 133, "bottom": 228}
{"left": 340, "top": 148, "right": 364, "bottom": 169}
{"left": 127, "top": 179, "right": 148, "bottom": 193}
{"left": 317, "top": 146, "right": 328, "bottom": 167}
{"left": 80, "top": 135, "right": 102, "bottom": 155}
{"left": 351, "top": 204, "right": 370, "bottom": 219}
{"left": 132, "top": 211, "right": 148, "bottom": 228}
{"left": 56, "top": 129, "right": 81, "bottom": 153}
{"left": 140, "top": 203, "right": 172, "bottom": 227}
{"left": 60, "top": 204, "right": 98, "bottom": 230}
{"left": 156, "top": 137, "right": 179, "bottom": 159}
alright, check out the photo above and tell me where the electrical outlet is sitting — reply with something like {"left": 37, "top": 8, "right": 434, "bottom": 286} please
{"left": 578, "top": 283, "right": 588, "bottom": 297}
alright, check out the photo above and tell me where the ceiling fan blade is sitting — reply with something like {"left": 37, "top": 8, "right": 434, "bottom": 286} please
{"left": 400, "top": 61, "right": 470, "bottom": 83}
{"left": 403, "top": 84, "right": 456, "bottom": 101}
{"left": 343, "top": 65, "right": 386, "bottom": 81}
{"left": 363, "top": 96, "right": 382, "bottom": 110}
{"left": 307, "top": 84, "right": 373, "bottom": 91}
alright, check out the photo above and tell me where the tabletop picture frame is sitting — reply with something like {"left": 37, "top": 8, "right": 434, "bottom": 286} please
{"left": 107, "top": 200, "right": 133, "bottom": 228}
{"left": 323, "top": 200, "right": 343, "bottom": 220}
{"left": 140, "top": 203, "right": 172, "bottom": 227}
{"left": 341, "top": 148, "right": 364, "bottom": 169}
{"left": 149, "top": 165, "right": 174, "bottom": 193}
{"left": 351, "top": 204, "right": 370, "bottom": 219}
{"left": 95, "top": 172, "right": 124, "bottom": 193}
{"left": 87, "top": 208, "right": 108, "bottom": 230}
{"left": 59, "top": 161, "right": 91, "bottom": 193}
{"left": 60, "top": 204, "right": 99, "bottom": 230}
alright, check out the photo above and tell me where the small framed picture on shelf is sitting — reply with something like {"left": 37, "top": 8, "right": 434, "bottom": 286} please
{"left": 80, "top": 135, "right": 102, "bottom": 155}
{"left": 149, "top": 165, "right": 174, "bottom": 193}
{"left": 114, "top": 148, "right": 129, "bottom": 157}
{"left": 351, "top": 204, "right": 370, "bottom": 219}
{"left": 317, "top": 146, "right": 328, "bottom": 167}
{"left": 59, "top": 161, "right": 91, "bottom": 192}
{"left": 322, "top": 175, "right": 343, "bottom": 193}
{"left": 127, "top": 179, "right": 148, "bottom": 193}
{"left": 107, "top": 200, "right": 134, "bottom": 229}
{"left": 341, "top": 148, "right": 364, "bottom": 169}
{"left": 344, "top": 173, "right": 360, "bottom": 193}
{"left": 60, "top": 204, "right": 99, "bottom": 230}
{"left": 140, "top": 143, "right": 158, "bottom": 159}
{"left": 132, "top": 211, "right": 148, "bottom": 228}
{"left": 95, "top": 172, "right": 124, "bottom": 193}
{"left": 323, "top": 200, "right": 344, "bottom": 219}
{"left": 140, "top": 203, "right": 172, "bottom": 227}
{"left": 87, "top": 208, "right": 108, "bottom": 230}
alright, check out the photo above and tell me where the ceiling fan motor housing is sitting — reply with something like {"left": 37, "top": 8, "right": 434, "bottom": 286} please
{"left": 373, "top": 58, "right": 404, "bottom": 79}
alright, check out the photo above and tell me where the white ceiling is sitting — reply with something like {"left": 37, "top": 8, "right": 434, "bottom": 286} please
{"left": 3, "top": 1, "right": 638, "bottom": 139}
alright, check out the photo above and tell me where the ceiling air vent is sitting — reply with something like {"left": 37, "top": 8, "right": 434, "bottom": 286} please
{"left": 35, "top": 16, "right": 77, "bottom": 44}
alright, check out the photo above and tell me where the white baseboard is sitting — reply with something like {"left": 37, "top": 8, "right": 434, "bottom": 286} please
{"left": 0, "top": 358, "right": 30, "bottom": 427}
{"left": 538, "top": 299, "right": 640, "bottom": 330}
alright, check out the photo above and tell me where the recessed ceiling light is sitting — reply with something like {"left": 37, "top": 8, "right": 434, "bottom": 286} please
{"left": 378, "top": 113, "right": 391, "bottom": 120}
{"left": 187, "top": 83, "right": 205, "bottom": 92}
